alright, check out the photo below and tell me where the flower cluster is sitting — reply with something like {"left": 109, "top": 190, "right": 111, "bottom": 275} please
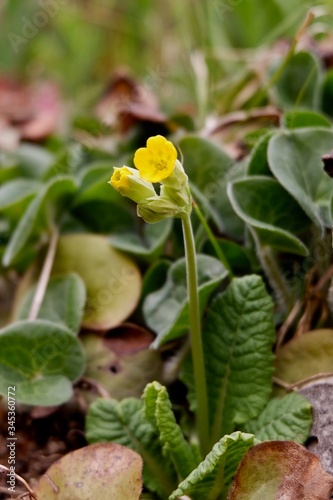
{"left": 109, "top": 135, "right": 191, "bottom": 223}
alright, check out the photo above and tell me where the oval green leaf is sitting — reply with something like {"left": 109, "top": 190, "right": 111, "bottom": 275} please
{"left": 144, "top": 255, "right": 228, "bottom": 348}
{"left": 52, "top": 234, "right": 142, "bottom": 330}
{"left": 268, "top": 128, "right": 333, "bottom": 227}
{"left": 0, "top": 319, "right": 85, "bottom": 406}
{"left": 228, "top": 176, "right": 309, "bottom": 255}
{"left": 14, "top": 274, "right": 86, "bottom": 334}
{"left": 34, "top": 443, "right": 143, "bottom": 500}
{"left": 179, "top": 136, "right": 244, "bottom": 238}
{"left": 2, "top": 176, "right": 77, "bottom": 267}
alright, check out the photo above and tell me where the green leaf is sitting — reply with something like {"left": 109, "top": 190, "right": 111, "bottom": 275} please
{"left": 169, "top": 432, "right": 256, "bottom": 500}
{"left": 86, "top": 397, "right": 177, "bottom": 498}
{"left": 227, "top": 176, "right": 309, "bottom": 255}
{"left": 0, "top": 179, "right": 40, "bottom": 212}
{"left": 220, "top": 0, "right": 301, "bottom": 48}
{"left": 242, "top": 393, "right": 312, "bottom": 443}
{"left": 14, "top": 143, "right": 55, "bottom": 179}
{"left": 72, "top": 164, "right": 136, "bottom": 233}
{"left": 144, "top": 255, "right": 228, "bottom": 348}
{"left": 179, "top": 136, "right": 244, "bottom": 238}
{"left": 182, "top": 275, "right": 275, "bottom": 443}
{"left": 140, "top": 260, "right": 170, "bottom": 305}
{"left": 273, "top": 51, "right": 322, "bottom": 109}
{"left": 268, "top": 128, "right": 333, "bottom": 227}
{"left": 109, "top": 219, "right": 172, "bottom": 260}
{"left": 0, "top": 320, "right": 85, "bottom": 406}
{"left": 14, "top": 274, "right": 86, "bottom": 334}
{"left": 202, "top": 239, "right": 252, "bottom": 276}
{"left": 143, "top": 382, "right": 198, "bottom": 480}
{"left": 74, "top": 164, "right": 117, "bottom": 204}
{"left": 35, "top": 443, "right": 143, "bottom": 500}
{"left": 2, "top": 176, "right": 77, "bottom": 267}
{"left": 52, "top": 234, "right": 142, "bottom": 330}
{"left": 282, "top": 110, "right": 332, "bottom": 129}
{"left": 322, "top": 69, "right": 333, "bottom": 117}
{"left": 247, "top": 131, "right": 275, "bottom": 176}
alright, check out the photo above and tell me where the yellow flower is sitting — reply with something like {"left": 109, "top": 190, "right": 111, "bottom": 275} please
{"left": 109, "top": 166, "right": 156, "bottom": 203}
{"left": 110, "top": 166, "right": 132, "bottom": 190}
{"left": 134, "top": 135, "right": 177, "bottom": 183}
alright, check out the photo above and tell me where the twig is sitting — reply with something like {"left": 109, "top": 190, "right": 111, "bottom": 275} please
{"left": 276, "top": 300, "right": 301, "bottom": 348}
{"left": 0, "top": 465, "right": 38, "bottom": 500}
{"left": 204, "top": 106, "right": 280, "bottom": 136}
{"left": 314, "top": 265, "right": 333, "bottom": 291}
{"left": 28, "top": 227, "right": 59, "bottom": 321}
{"left": 273, "top": 372, "right": 333, "bottom": 392}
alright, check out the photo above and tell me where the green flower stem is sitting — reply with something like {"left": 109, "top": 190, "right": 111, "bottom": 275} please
{"left": 193, "top": 200, "right": 233, "bottom": 278}
{"left": 181, "top": 213, "right": 210, "bottom": 458}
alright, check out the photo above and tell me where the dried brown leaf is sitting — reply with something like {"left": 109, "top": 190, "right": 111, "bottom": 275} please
{"left": 229, "top": 441, "right": 333, "bottom": 500}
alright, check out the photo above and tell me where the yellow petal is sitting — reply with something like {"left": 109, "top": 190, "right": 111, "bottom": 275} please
{"left": 134, "top": 135, "right": 177, "bottom": 183}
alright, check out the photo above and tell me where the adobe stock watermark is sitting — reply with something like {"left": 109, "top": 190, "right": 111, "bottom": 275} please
{"left": 7, "top": 0, "right": 70, "bottom": 54}
{"left": 7, "top": 386, "right": 16, "bottom": 495}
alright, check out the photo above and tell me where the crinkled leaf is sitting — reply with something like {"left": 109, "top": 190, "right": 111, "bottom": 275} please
{"left": 228, "top": 176, "right": 309, "bottom": 255}
{"left": 14, "top": 274, "right": 86, "bottom": 334}
{"left": 86, "top": 397, "right": 177, "bottom": 498}
{"left": 52, "top": 234, "right": 141, "bottom": 330}
{"left": 228, "top": 441, "right": 333, "bottom": 500}
{"left": 243, "top": 393, "right": 312, "bottom": 443}
{"left": 0, "top": 320, "right": 85, "bottom": 406}
{"left": 144, "top": 255, "right": 228, "bottom": 348}
{"left": 273, "top": 51, "right": 322, "bottom": 109}
{"left": 179, "top": 136, "right": 244, "bottom": 238}
{"left": 182, "top": 275, "right": 275, "bottom": 444}
{"left": 169, "top": 432, "right": 256, "bottom": 500}
{"left": 143, "top": 382, "right": 198, "bottom": 480}
{"left": 268, "top": 128, "right": 333, "bottom": 227}
{"left": 35, "top": 443, "right": 143, "bottom": 500}
{"left": 2, "top": 176, "right": 77, "bottom": 267}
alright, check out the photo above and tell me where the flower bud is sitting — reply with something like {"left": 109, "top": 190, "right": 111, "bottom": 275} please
{"left": 160, "top": 160, "right": 188, "bottom": 189}
{"left": 109, "top": 166, "right": 156, "bottom": 204}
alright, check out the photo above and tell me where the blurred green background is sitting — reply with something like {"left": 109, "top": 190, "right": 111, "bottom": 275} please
{"left": 1, "top": 0, "right": 332, "bottom": 113}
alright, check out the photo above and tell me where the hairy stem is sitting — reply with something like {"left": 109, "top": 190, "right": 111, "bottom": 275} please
{"left": 181, "top": 213, "right": 209, "bottom": 457}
